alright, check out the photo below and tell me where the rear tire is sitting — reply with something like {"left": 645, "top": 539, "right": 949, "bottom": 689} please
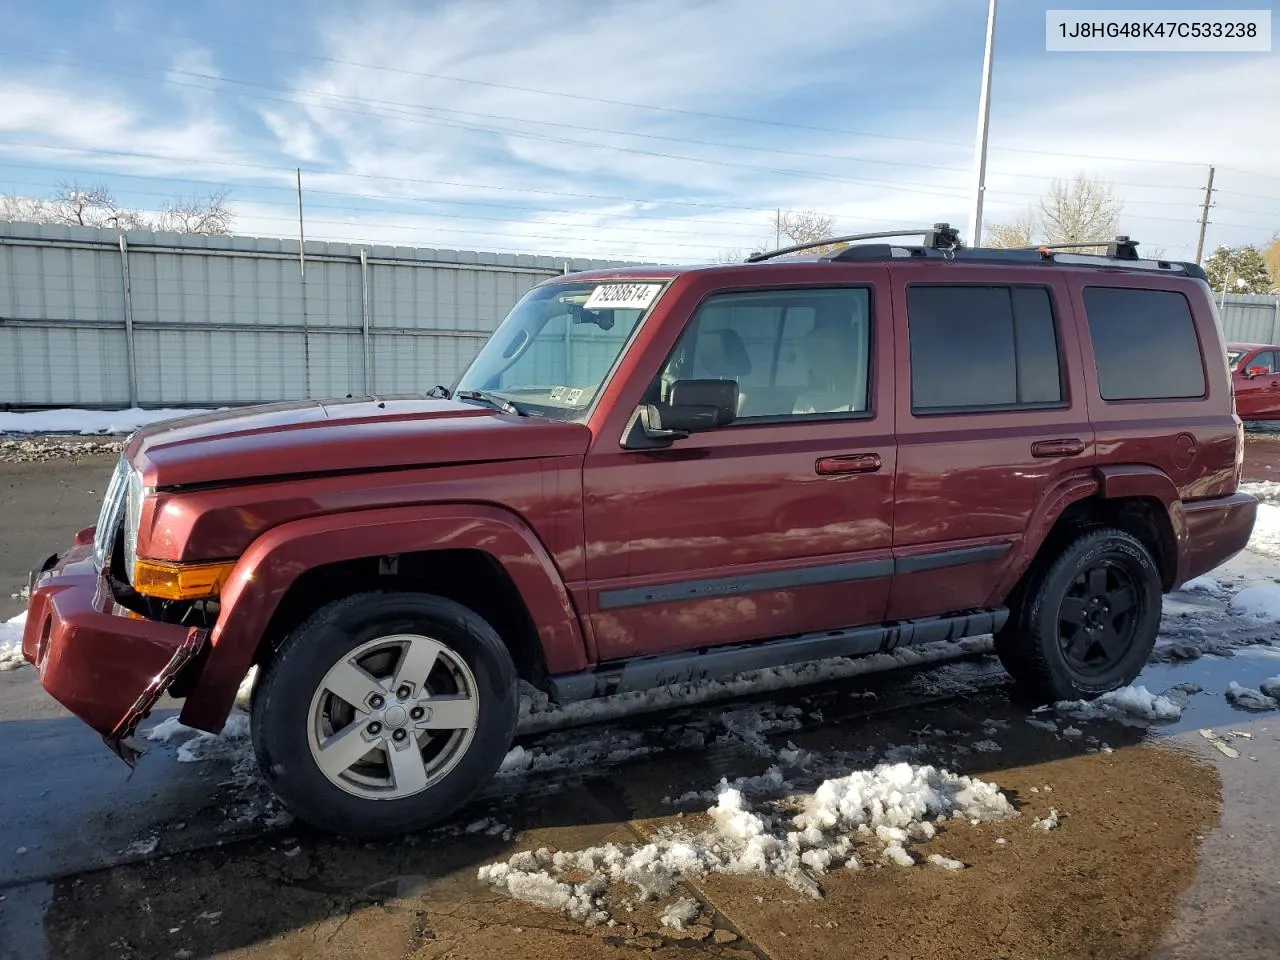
{"left": 250, "top": 591, "right": 518, "bottom": 838}
{"left": 995, "top": 527, "right": 1161, "bottom": 702}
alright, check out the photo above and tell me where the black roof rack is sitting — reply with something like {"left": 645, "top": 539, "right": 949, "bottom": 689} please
{"left": 740, "top": 227, "right": 1204, "bottom": 280}
{"left": 745, "top": 223, "right": 960, "bottom": 262}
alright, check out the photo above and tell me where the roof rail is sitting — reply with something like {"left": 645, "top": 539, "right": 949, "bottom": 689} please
{"left": 1016, "top": 235, "right": 1140, "bottom": 260}
{"left": 745, "top": 222, "right": 961, "bottom": 263}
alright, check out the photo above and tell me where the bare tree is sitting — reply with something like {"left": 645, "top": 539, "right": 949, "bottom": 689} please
{"left": 1038, "top": 175, "right": 1123, "bottom": 253}
{"left": 984, "top": 212, "right": 1036, "bottom": 249}
{"left": 154, "top": 190, "right": 233, "bottom": 235}
{"left": 0, "top": 182, "right": 233, "bottom": 234}
{"left": 777, "top": 209, "right": 836, "bottom": 247}
{"left": 0, "top": 193, "right": 51, "bottom": 222}
{"left": 984, "top": 175, "right": 1123, "bottom": 254}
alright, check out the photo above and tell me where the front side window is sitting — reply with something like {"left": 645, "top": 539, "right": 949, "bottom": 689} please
{"left": 454, "top": 280, "right": 666, "bottom": 419}
{"left": 655, "top": 287, "right": 872, "bottom": 419}
{"left": 1082, "top": 287, "right": 1206, "bottom": 401}
{"left": 907, "top": 285, "right": 1063, "bottom": 413}
{"left": 1246, "top": 351, "right": 1277, "bottom": 374}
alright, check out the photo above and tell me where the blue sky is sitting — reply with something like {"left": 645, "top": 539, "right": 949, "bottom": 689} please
{"left": 0, "top": 0, "right": 1276, "bottom": 262}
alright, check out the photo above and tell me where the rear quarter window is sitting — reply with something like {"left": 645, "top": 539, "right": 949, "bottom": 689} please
{"left": 1082, "top": 287, "right": 1206, "bottom": 401}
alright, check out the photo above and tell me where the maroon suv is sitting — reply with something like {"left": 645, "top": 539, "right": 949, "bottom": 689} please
{"left": 22, "top": 225, "right": 1257, "bottom": 837}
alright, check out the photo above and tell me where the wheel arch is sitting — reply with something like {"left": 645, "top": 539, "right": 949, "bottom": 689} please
{"left": 177, "top": 504, "right": 587, "bottom": 734}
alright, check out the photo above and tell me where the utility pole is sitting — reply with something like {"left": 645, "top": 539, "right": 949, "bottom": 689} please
{"left": 966, "top": 0, "right": 998, "bottom": 247}
{"left": 775, "top": 208, "right": 781, "bottom": 248}
{"left": 1194, "top": 165, "right": 1215, "bottom": 265}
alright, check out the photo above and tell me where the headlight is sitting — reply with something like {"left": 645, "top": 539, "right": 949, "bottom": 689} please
{"left": 93, "top": 458, "right": 129, "bottom": 569}
{"left": 122, "top": 465, "right": 144, "bottom": 583}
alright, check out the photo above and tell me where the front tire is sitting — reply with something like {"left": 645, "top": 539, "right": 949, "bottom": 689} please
{"left": 996, "top": 527, "right": 1162, "bottom": 702}
{"left": 251, "top": 591, "right": 518, "bottom": 838}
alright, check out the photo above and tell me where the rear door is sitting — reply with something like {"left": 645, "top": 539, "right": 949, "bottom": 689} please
{"left": 581, "top": 270, "right": 896, "bottom": 661}
{"left": 888, "top": 266, "right": 1093, "bottom": 619}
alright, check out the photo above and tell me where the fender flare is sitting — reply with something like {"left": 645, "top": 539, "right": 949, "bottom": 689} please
{"left": 987, "top": 464, "right": 1186, "bottom": 605}
{"left": 178, "top": 503, "right": 587, "bottom": 733}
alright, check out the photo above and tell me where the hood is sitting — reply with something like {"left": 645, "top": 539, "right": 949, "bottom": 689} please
{"left": 124, "top": 396, "right": 592, "bottom": 488}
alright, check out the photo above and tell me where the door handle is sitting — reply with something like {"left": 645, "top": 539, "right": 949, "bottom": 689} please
{"left": 816, "top": 453, "right": 881, "bottom": 475}
{"left": 1031, "top": 438, "right": 1085, "bottom": 458}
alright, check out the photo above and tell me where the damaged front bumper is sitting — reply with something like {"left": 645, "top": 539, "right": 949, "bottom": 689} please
{"left": 22, "top": 542, "right": 209, "bottom": 764}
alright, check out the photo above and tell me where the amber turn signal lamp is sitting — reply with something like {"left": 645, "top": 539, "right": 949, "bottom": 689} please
{"left": 132, "top": 559, "right": 236, "bottom": 600}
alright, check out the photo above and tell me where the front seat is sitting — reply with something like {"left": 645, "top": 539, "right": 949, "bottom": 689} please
{"left": 694, "top": 328, "right": 752, "bottom": 414}
{"left": 793, "top": 323, "right": 861, "bottom": 414}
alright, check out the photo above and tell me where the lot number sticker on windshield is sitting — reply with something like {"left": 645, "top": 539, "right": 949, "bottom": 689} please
{"left": 583, "top": 283, "right": 662, "bottom": 312}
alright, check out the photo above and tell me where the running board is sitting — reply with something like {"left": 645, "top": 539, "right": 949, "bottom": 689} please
{"left": 548, "top": 608, "right": 1007, "bottom": 704}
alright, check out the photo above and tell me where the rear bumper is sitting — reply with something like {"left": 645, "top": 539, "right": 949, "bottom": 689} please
{"left": 22, "top": 544, "right": 208, "bottom": 764}
{"left": 1179, "top": 491, "right": 1259, "bottom": 585}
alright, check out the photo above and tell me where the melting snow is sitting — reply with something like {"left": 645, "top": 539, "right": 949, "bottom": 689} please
{"left": 478, "top": 762, "right": 1016, "bottom": 924}
{"left": 1053, "top": 684, "right": 1182, "bottom": 724}
{"left": 1225, "top": 682, "right": 1278, "bottom": 712}
{"left": 0, "top": 407, "right": 215, "bottom": 435}
{"left": 1246, "top": 503, "right": 1280, "bottom": 560}
{"left": 1032, "top": 809, "right": 1061, "bottom": 831}
{"left": 1227, "top": 585, "right": 1280, "bottom": 620}
{"left": 0, "top": 612, "right": 27, "bottom": 671}
{"left": 1260, "top": 677, "right": 1280, "bottom": 699}
{"left": 1179, "top": 576, "right": 1223, "bottom": 594}
{"left": 659, "top": 897, "right": 701, "bottom": 930}
{"left": 926, "top": 853, "right": 965, "bottom": 870}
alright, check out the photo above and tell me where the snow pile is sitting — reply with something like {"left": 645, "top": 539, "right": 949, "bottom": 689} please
{"left": 1225, "top": 682, "right": 1278, "bottom": 712}
{"left": 1227, "top": 585, "right": 1280, "bottom": 621}
{"left": 926, "top": 853, "right": 965, "bottom": 870}
{"left": 0, "top": 612, "right": 28, "bottom": 671}
{"left": 1247, "top": 503, "right": 1280, "bottom": 559}
{"left": 478, "top": 762, "right": 1016, "bottom": 924}
{"left": 1260, "top": 677, "right": 1280, "bottom": 699}
{"left": 0, "top": 407, "right": 214, "bottom": 435}
{"left": 144, "top": 669, "right": 260, "bottom": 781}
{"left": 1053, "top": 684, "right": 1182, "bottom": 724}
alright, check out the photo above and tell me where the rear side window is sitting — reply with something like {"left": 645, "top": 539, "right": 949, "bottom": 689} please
{"left": 907, "top": 285, "right": 1063, "bottom": 412}
{"left": 1083, "top": 288, "right": 1205, "bottom": 400}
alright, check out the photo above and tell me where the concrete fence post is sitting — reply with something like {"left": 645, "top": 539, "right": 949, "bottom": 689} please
{"left": 117, "top": 234, "right": 139, "bottom": 408}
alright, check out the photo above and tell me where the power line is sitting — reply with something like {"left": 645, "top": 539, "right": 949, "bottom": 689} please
{"left": 11, "top": 15, "right": 1280, "bottom": 184}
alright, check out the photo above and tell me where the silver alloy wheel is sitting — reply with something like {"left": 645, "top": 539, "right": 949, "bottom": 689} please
{"left": 305, "top": 633, "right": 480, "bottom": 800}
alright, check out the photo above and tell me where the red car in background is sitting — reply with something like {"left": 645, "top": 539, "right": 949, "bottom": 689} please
{"left": 1228, "top": 342, "right": 1280, "bottom": 419}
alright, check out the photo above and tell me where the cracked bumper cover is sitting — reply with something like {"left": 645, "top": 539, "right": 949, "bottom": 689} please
{"left": 22, "top": 543, "right": 209, "bottom": 764}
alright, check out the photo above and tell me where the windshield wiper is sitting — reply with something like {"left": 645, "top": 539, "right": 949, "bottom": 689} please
{"left": 425, "top": 384, "right": 451, "bottom": 399}
{"left": 456, "top": 390, "right": 523, "bottom": 416}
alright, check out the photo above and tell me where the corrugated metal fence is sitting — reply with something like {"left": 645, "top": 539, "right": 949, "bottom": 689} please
{"left": 0, "top": 222, "right": 639, "bottom": 408}
{"left": 1218, "top": 293, "right": 1280, "bottom": 345}
{"left": 4, "top": 219, "right": 1277, "bottom": 408}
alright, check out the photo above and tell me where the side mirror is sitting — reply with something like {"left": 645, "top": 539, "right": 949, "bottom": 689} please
{"left": 1247, "top": 365, "right": 1268, "bottom": 378}
{"left": 622, "top": 379, "right": 739, "bottom": 448}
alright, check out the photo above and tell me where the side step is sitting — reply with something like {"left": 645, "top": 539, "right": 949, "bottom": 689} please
{"left": 548, "top": 608, "right": 1007, "bottom": 704}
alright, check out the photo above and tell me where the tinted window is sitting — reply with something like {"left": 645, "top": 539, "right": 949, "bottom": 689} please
{"left": 907, "top": 285, "right": 1063, "bottom": 412}
{"left": 658, "top": 288, "right": 871, "bottom": 418}
{"left": 1082, "top": 288, "right": 1205, "bottom": 400}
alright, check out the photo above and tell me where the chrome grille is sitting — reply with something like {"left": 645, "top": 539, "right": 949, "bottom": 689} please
{"left": 93, "top": 458, "right": 129, "bottom": 569}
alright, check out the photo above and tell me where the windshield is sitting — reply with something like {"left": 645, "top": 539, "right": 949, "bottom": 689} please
{"left": 453, "top": 280, "right": 666, "bottom": 419}
{"left": 1228, "top": 350, "right": 1245, "bottom": 366}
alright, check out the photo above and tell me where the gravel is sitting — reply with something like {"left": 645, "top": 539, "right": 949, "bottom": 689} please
{"left": 0, "top": 436, "right": 122, "bottom": 463}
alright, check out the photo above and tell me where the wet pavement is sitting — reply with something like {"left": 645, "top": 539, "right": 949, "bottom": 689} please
{"left": 2, "top": 439, "right": 1280, "bottom": 958}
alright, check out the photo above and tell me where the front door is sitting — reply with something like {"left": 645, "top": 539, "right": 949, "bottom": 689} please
{"left": 581, "top": 274, "right": 896, "bottom": 661}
